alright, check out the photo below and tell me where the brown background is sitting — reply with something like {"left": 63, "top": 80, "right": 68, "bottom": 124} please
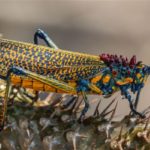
{"left": 0, "top": 0, "right": 150, "bottom": 119}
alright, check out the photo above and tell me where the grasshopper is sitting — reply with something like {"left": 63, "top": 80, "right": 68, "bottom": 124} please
{"left": 0, "top": 29, "right": 149, "bottom": 130}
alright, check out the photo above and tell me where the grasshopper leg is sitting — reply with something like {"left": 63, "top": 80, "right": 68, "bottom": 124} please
{"left": 121, "top": 89, "right": 145, "bottom": 118}
{"left": 0, "top": 66, "right": 76, "bottom": 130}
{"left": 77, "top": 80, "right": 91, "bottom": 121}
{"left": 78, "top": 82, "right": 102, "bottom": 121}
{"left": 77, "top": 79, "right": 102, "bottom": 121}
{"left": 134, "top": 88, "right": 141, "bottom": 109}
{"left": 34, "top": 29, "right": 58, "bottom": 49}
{"left": 7, "top": 67, "right": 76, "bottom": 93}
{"left": 34, "top": 29, "right": 59, "bottom": 102}
{"left": 79, "top": 91, "right": 89, "bottom": 121}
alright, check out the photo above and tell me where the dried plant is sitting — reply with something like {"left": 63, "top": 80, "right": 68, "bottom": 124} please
{"left": 0, "top": 85, "right": 149, "bottom": 150}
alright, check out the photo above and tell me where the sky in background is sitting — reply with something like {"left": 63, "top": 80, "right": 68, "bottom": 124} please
{"left": 0, "top": 0, "right": 150, "bottom": 119}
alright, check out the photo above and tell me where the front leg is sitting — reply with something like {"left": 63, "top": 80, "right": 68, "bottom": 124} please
{"left": 121, "top": 88, "right": 145, "bottom": 118}
{"left": 134, "top": 88, "right": 141, "bottom": 109}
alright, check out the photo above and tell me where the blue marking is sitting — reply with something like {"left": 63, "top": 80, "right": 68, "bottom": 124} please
{"left": 77, "top": 79, "right": 90, "bottom": 92}
{"left": 6, "top": 67, "right": 27, "bottom": 79}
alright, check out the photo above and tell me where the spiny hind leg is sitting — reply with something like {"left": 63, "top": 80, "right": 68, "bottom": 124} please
{"left": 6, "top": 67, "right": 76, "bottom": 95}
{"left": 34, "top": 29, "right": 58, "bottom": 49}
{"left": 0, "top": 66, "right": 76, "bottom": 130}
{"left": 33, "top": 28, "right": 59, "bottom": 102}
{"left": 34, "top": 29, "right": 59, "bottom": 101}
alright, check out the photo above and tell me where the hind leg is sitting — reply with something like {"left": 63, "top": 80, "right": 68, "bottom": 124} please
{"left": 34, "top": 29, "right": 58, "bottom": 49}
{"left": 33, "top": 29, "right": 59, "bottom": 102}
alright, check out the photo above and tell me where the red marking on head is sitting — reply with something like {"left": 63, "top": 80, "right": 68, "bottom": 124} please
{"left": 129, "top": 55, "right": 136, "bottom": 68}
{"left": 100, "top": 54, "right": 136, "bottom": 68}
{"left": 100, "top": 53, "right": 128, "bottom": 66}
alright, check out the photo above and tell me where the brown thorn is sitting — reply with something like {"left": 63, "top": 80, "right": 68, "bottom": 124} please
{"left": 109, "top": 100, "right": 118, "bottom": 122}
{"left": 142, "top": 105, "right": 150, "bottom": 115}
{"left": 93, "top": 99, "right": 101, "bottom": 116}
{"left": 144, "top": 110, "right": 150, "bottom": 116}
{"left": 117, "top": 125, "right": 123, "bottom": 141}
{"left": 144, "top": 116, "right": 150, "bottom": 130}
{"left": 102, "top": 109, "right": 114, "bottom": 118}
{"left": 73, "top": 96, "right": 83, "bottom": 113}
{"left": 100, "top": 98, "right": 116, "bottom": 117}
{"left": 70, "top": 96, "right": 79, "bottom": 113}
{"left": 62, "top": 96, "right": 79, "bottom": 115}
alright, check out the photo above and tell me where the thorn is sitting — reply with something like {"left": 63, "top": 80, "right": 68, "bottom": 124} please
{"left": 142, "top": 105, "right": 150, "bottom": 115}
{"left": 64, "top": 129, "right": 87, "bottom": 150}
{"left": 144, "top": 110, "right": 150, "bottom": 116}
{"left": 70, "top": 96, "right": 79, "bottom": 113}
{"left": 26, "top": 129, "right": 30, "bottom": 137}
{"left": 109, "top": 101, "right": 118, "bottom": 122}
{"left": 106, "top": 123, "right": 112, "bottom": 139}
{"left": 72, "top": 132, "right": 88, "bottom": 150}
{"left": 72, "top": 136, "right": 77, "bottom": 150}
{"left": 144, "top": 116, "right": 150, "bottom": 130}
{"left": 117, "top": 125, "right": 123, "bottom": 141}
{"left": 61, "top": 95, "right": 76, "bottom": 109}
{"left": 102, "top": 109, "right": 114, "bottom": 118}
{"left": 93, "top": 99, "right": 101, "bottom": 116}
{"left": 100, "top": 98, "right": 116, "bottom": 117}
{"left": 73, "top": 97, "right": 83, "bottom": 113}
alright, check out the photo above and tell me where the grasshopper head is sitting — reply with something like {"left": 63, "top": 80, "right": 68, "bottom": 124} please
{"left": 143, "top": 65, "right": 150, "bottom": 75}
{"left": 134, "top": 63, "right": 149, "bottom": 85}
{"left": 130, "top": 62, "right": 149, "bottom": 93}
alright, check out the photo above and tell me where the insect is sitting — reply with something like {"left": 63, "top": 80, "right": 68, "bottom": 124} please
{"left": 0, "top": 29, "right": 149, "bottom": 131}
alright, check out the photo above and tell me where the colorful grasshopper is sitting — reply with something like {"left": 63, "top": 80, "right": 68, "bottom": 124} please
{"left": 0, "top": 29, "right": 149, "bottom": 130}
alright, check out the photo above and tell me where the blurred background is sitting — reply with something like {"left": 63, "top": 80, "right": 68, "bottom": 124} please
{"left": 0, "top": 0, "right": 150, "bottom": 119}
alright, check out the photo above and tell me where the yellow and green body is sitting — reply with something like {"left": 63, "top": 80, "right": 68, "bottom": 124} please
{"left": 0, "top": 38, "right": 105, "bottom": 94}
{"left": 0, "top": 32, "right": 149, "bottom": 130}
